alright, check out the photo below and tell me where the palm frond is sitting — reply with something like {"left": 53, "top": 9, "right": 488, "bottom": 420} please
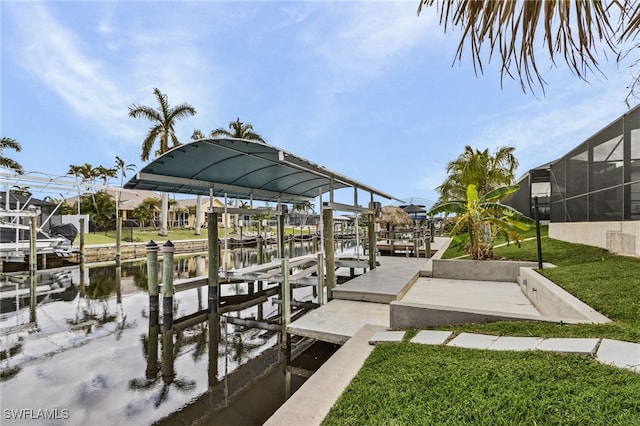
{"left": 418, "top": 0, "right": 622, "bottom": 94}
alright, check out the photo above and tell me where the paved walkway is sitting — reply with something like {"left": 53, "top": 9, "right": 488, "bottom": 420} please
{"left": 370, "top": 330, "right": 640, "bottom": 374}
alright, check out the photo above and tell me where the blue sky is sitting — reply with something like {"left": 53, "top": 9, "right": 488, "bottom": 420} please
{"left": 2, "top": 1, "right": 637, "bottom": 208}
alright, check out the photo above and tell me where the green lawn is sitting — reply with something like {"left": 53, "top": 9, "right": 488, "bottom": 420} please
{"left": 324, "top": 230, "right": 640, "bottom": 425}
{"left": 323, "top": 344, "right": 640, "bottom": 425}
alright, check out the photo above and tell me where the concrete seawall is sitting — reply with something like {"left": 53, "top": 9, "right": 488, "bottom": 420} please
{"left": 73, "top": 239, "right": 209, "bottom": 263}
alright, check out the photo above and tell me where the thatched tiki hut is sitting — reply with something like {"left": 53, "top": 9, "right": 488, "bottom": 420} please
{"left": 377, "top": 205, "right": 413, "bottom": 232}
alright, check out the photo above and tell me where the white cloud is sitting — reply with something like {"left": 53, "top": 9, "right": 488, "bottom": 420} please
{"left": 7, "top": 3, "right": 136, "bottom": 140}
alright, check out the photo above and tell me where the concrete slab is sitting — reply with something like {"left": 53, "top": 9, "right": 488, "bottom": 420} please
{"left": 410, "top": 330, "right": 453, "bottom": 345}
{"left": 332, "top": 257, "right": 425, "bottom": 303}
{"left": 264, "top": 324, "right": 385, "bottom": 426}
{"left": 489, "top": 336, "right": 544, "bottom": 351}
{"left": 536, "top": 338, "right": 600, "bottom": 356}
{"left": 447, "top": 333, "right": 500, "bottom": 349}
{"left": 402, "top": 277, "right": 542, "bottom": 317}
{"left": 369, "top": 330, "right": 405, "bottom": 345}
{"left": 287, "top": 299, "right": 389, "bottom": 345}
{"left": 596, "top": 339, "right": 640, "bottom": 373}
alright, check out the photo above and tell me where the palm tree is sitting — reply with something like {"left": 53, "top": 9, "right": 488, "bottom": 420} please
{"left": 128, "top": 88, "right": 196, "bottom": 236}
{"left": 417, "top": 1, "right": 640, "bottom": 103}
{"left": 198, "top": 117, "right": 266, "bottom": 143}
{"left": 131, "top": 197, "right": 162, "bottom": 228}
{"left": 95, "top": 165, "right": 117, "bottom": 185}
{"left": 1, "top": 137, "right": 24, "bottom": 174}
{"left": 114, "top": 156, "right": 136, "bottom": 187}
{"left": 428, "top": 184, "right": 533, "bottom": 260}
{"left": 11, "top": 186, "right": 31, "bottom": 197}
{"left": 68, "top": 163, "right": 100, "bottom": 214}
{"left": 436, "top": 146, "right": 518, "bottom": 202}
{"left": 114, "top": 156, "right": 136, "bottom": 219}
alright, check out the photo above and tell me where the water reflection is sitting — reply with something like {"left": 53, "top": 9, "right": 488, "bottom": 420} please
{"left": 0, "top": 241, "right": 352, "bottom": 425}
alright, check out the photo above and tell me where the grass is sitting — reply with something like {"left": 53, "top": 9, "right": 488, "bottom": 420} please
{"left": 440, "top": 225, "right": 548, "bottom": 259}
{"left": 322, "top": 344, "right": 640, "bottom": 425}
{"left": 324, "top": 228, "right": 640, "bottom": 425}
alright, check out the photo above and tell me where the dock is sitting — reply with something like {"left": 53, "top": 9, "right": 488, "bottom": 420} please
{"left": 286, "top": 237, "right": 450, "bottom": 344}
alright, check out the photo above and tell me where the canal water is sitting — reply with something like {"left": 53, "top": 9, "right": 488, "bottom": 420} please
{"left": 0, "top": 240, "right": 360, "bottom": 425}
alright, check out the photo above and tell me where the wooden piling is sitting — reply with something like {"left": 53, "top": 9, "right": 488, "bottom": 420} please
{"left": 257, "top": 236, "right": 264, "bottom": 265}
{"left": 322, "top": 208, "right": 336, "bottom": 300}
{"left": 368, "top": 213, "right": 376, "bottom": 269}
{"left": 161, "top": 326, "right": 174, "bottom": 382}
{"left": 29, "top": 216, "right": 37, "bottom": 323}
{"left": 161, "top": 240, "right": 175, "bottom": 329}
{"left": 208, "top": 310, "right": 219, "bottom": 386}
{"left": 146, "top": 310, "right": 159, "bottom": 378}
{"left": 208, "top": 212, "right": 220, "bottom": 314}
{"left": 277, "top": 212, "right": 285, "bottom": 259}
{"left": 288, "top": 235, "right": 294, "bottom": 257}
{"left": 317, "top": 252, "right": 325, "bottom": 305}
{"left": 146, "top": 240, "right": 159, "bottom": 312}
{"left": 425, "top": 236, "right": 431, "bottom": 258}
{"left": 115, "top": 216, "right": 122, "bottom": 266}
{"left": 280, "top": 258, "right": 291, "bottom": 349}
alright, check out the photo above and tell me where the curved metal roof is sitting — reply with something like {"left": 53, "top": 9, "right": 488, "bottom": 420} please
{"left": 124, "top": 138, "right": 397, "bottom": 204}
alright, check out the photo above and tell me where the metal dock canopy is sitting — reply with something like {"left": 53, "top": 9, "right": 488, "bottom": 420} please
{"left": 124, "top": 138, "right": 397, "bottom": 204}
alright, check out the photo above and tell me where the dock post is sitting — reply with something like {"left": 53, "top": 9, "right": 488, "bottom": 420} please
{"left": 79, "top": 218, "right": 86, "bottom": 295}
{"left": 208, "top": 212, "right": 220, "bottom": 315}
{"left": 322, "top": 208, "right": 336, "bottom": 300}
{"left": 145, "top": 241, "right": 160, "bottom": 377}
{"left": 317, "top": 252, "right": 325, "bottom": 305}
{"left": 257, "top": 280, "right": 264, "bottom": 320}
{"left": 161, "top": 240, "right": 175, "bottom": 325}
{"left": 257, "top": 236, "right": 264, "bottom": 265}
{"left": 277, "top": 211, "right": 285, "bottom": 259}
{"left": 208, "top": 308, "right": 219, "bottom": 386}
{"left": 368, "top": 213, "right": 376, "bottom": 270}
{"left": 146, "top": 240, "right": 159, "bottom": 312}
{"left": 425, "top": 234, "right": 431, "bottom": 259}
{"left": 280, "top": 258, "right": 291, "bottom": 349}
{"left": 288, "top": 235, "right": 294, "bottom": 257}
{"left": 161, "top": 322, "right": 175, "bottom": 382}
{"left": 29, "top": 216, "right": 37, "bottom": 323}
{"left": 160, "top": 240, "right": 175, "bottom": 382}
{"left": 207, "top": 212, "right": 221, "bottom": 386}
{"left": 115, "top": 216, "right": 122, "bottom": 266}
{"left": 146, "top": 308, "right": 159, "bottom": 377}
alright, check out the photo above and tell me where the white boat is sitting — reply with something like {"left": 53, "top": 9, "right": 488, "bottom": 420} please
{"left": 0, "top": 218, "right": 75, "bottom": 262}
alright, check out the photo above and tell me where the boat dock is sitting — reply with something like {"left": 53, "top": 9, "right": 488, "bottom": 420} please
{"left": 287, "top": 237, "right": 449, "bottom": 344}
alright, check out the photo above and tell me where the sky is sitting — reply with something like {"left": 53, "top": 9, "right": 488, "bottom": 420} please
{"left": 2, "top": 1, "right": 638, "bottom": 209}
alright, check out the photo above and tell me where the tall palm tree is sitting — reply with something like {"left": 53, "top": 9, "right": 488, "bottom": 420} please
{"left": 68, "top": 163, "right": 103, "bottom": 214}
{"left": 436, "top": 146, "right": 518, "bottom": 202}
{"left": 128, "top": 88, "right": 196, "bottom": 236}
{"left": 114, "top": 156, "right": 136, "bottom": 219}
{"left": 1, "top": 137, "right": 24, "bottom": 174}
{"left": 195, "top": 117, "right": 266, "bottom": 143}
{"left": 115, "top": 156, "right": 136, "bottom": 187}
{"left": 417, "top": 0, "right": 640, "bottom": 102}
